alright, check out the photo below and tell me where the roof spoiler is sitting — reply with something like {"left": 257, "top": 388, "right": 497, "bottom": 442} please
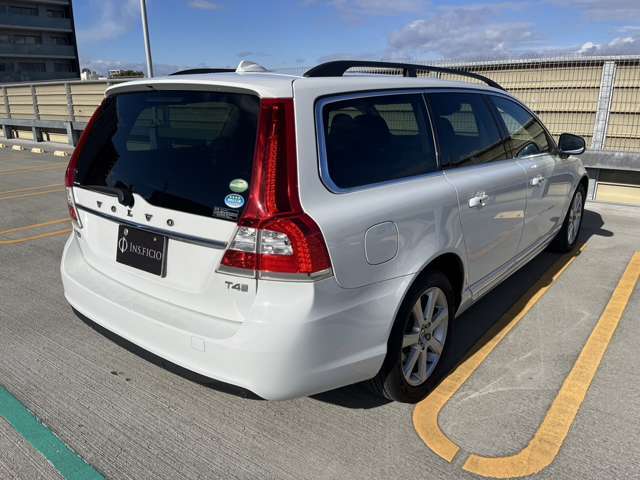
{"left": 170, "top": 68, "right": 235, "bottom": 76}
{"left": 171, "top": 61, "right": 269, "bottom": 76}
{"left": 303, "top": 60, "right": 505, "bottom": 90}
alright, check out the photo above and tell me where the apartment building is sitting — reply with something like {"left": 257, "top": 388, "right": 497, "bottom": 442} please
{"left": 0, "top": 0, "right": 79, "bottom": 82}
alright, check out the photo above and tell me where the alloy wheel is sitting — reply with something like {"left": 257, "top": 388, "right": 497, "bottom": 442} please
{"left": 567, "top": 191, "right": 583, "bottom": 245}
{"left": 401, "top": 287, "right": 449, "bottom": 386}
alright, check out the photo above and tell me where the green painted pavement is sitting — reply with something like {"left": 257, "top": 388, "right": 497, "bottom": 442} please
{"left": 0, "top": 386, "right": 104, "bottom": 480}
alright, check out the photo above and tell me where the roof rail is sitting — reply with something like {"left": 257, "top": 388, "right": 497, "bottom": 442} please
{"left": 170, "top": 68, "right": 235, "bottom": 76}
{"left": 303, "top": 60, "right": 505, "bottom": 90}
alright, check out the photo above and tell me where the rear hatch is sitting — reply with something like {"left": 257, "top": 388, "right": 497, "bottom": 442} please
{"left": 70, "top": 88, "right": 260, "bottom": 322}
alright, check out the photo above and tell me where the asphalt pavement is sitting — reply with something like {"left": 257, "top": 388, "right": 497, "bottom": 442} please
{"left": 0, "top": 149, "right": 638, "bottom": 480}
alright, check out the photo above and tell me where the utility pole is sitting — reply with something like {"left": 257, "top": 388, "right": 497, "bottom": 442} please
{"left": 140, "top": 0, "right": 154, "bottom": 77}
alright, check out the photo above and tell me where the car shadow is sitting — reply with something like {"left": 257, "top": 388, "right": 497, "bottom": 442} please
{"left": 75, "top": 209, "right": 611, "bottom": 409}
{"left": 74, "top": 311, "right": 264, "bottom": 400}
{"left": 313, "top": 208, "right": 612, "bottom": 409}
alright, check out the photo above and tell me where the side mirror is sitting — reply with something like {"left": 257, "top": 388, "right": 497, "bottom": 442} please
{"left": 558, "top": 133, "right": 585, "bottom": 156}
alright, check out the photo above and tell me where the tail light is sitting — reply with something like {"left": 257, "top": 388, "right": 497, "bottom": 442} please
{"left": 64, "top": 186, "right": 81, "bottom": 230}
{"left": 219, "top": 98, "right": 332, "bottom": 280}
{"left": 64, "top": 99, "right": 106, "bottom": 230}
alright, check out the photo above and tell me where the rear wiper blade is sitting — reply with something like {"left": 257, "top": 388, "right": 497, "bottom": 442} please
{"left": 80, "top": 184, "right": 135, "bottom": 208}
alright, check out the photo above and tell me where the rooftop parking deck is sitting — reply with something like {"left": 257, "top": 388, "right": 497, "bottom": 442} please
{"left": 0, "top": 148, "right": 638, "bottom": 479}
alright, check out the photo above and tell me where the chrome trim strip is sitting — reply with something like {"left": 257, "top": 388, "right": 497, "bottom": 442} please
{"left": 313, "top": 88, "right": 557, "bottom": 193}
{"left": 258, "top": 268, "right": 334, "bottom": 282}
{"left": 215, "top": 264, "right": 257, "bottom": 278}
{"left": 314, "top": 87, "right": 499, "bottom": 194}
{"left": 216, "top": 264, "right": 334, "bottom": 282}
{"left": 315, "top": 89, "right": 448, "bottom": 194}
{"left": 77, "top": 205, "right": 228, "bottom": 250}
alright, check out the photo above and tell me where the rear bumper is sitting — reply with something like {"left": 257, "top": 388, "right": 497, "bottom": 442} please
{"left": 61, "top": 234, "right": 411, "bottom": 400}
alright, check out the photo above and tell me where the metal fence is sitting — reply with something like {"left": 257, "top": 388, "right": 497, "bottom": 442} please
{"left": 428, "top": 56, "right": 640, "bottom": 154}
{"left": 0, "top": 79, "right": 125, "bottom": 145}
{"left": 279, "top": 56, "right": 640, "bottom": 154}
{"left": 0, "top": 56, "right": 638, "bottom": 155}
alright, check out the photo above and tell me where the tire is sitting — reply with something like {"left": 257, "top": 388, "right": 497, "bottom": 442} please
{"left": 368, "top": 270, "right": 455, "bottom": 403}
{"left": 549, "top": 184, "right": 586, "bottom": 253}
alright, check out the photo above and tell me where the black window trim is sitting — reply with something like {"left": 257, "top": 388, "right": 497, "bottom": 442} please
{"left": 424, "top": 89, "right": 511, "bottom": 170}
{"left": 314, "top": 87, "right": 558, "bottom": 193}
{"left": 314, "top": 88, "right": 442, "bottom": 194}
{"left": 481, "top": 93, "right": 513, "bottom": 158}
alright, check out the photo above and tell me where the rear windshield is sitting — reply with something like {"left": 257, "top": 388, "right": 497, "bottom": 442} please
{"left": 75, "top": 90, "right": 259, "bottom": 221}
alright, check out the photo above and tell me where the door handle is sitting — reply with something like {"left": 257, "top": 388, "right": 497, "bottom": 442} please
{"left": 469, "top": 192, "right": 489, "bottom": 208}
{"left": 530, "top": 175, "right": 545, "bottom": 187}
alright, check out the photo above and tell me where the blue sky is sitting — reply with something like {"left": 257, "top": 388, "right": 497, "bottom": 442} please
{"left": 73, "top": 0, "right": 640, "bottom": 75}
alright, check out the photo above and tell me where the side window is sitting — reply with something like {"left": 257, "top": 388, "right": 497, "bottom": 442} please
{"left": 490, "top": 96, "right": 551, "bottom": 157}
{"left": 427, "top": 92, "right": 508, "bottom": 167}
{"left": 322, "top": 93, "right": 437, "bottom": 190}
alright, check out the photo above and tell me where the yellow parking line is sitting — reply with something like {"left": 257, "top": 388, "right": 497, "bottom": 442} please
{"left": 463, "top": 251, "right": 640, "bottom": 478}
{"left": 0, "top": 218, "right": 69, "bottom": 236}
{"left": 0, "top": 187, "right": 64, "bottom": 201}
{"left": 413, "top": 244, "right": 587, "bottom": 463}
{"left": 0, "top": 229, "right": 71, "bottom": 245}
{"left": 0, "top": 183, "right": 62, "bottom": 195}
{"left": 0, "top": 164, "right": 65, "bottom": 176}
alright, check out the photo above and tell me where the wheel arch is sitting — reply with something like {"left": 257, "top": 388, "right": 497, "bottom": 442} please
{"left": 400, "top": 251, "right": 466, "bottom": 321}
{"left": 374, "top": 250, "right": 466, "bottom": 392}
{"left": 578, "top": 174, "right": 588, "bottom": 196}
{"left": 426, "top": 252, "right": 465, "bottom": 311}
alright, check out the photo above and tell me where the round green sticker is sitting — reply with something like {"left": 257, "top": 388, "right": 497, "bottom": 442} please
{"left": 229, "top": 178, "right": 248, "bottom": 193}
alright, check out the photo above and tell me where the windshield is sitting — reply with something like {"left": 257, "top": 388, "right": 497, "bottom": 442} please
{"left": 75, "top": 90, "right": 260, "bottom": 221}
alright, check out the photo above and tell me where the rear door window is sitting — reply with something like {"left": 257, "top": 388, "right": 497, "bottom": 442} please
{"left": 75, "top": 90, "right": 259, "bottom": 220}
{"left": 426, "top": 92, "right": 509, "bottom": 167}
{"left": 490, "top": 96, "right": 552, "bottom": 157}
{"left": 321, "top": 93, "right": 437, "bottom": 190}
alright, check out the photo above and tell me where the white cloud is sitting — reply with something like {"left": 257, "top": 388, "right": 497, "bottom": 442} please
{"left": 549, "top": 0, "right": 640, "bottom": 21}
{"left": 77, "top": 0, "right": 139, "bottom": 42}
{"left": 304, "top": 0, "right": 427, "bottom": 16}
{"left": 387, "top": 4, "right": 537, "bottom": 60}
{"left": 577, "top": 35, "right": 640, "bottom": 56}
{"left": 188, "top": 0, "right": 221, "bottom": 10}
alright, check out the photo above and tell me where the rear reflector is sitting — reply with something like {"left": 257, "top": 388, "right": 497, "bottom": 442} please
{"left": 65, "top": 187, "right": 82, "bottom": 230}
{"left": 219, "top": 98, "right": 332, "bottom": 279}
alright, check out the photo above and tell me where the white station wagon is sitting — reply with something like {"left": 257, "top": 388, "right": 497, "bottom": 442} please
{"left": 61, "top": 60, "right": 588, "bottom": 402}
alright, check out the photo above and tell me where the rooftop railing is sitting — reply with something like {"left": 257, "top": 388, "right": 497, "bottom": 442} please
{"left": 0, "top": 79, "right": 125, "bottom": 146}
{"left": 0, "top": 56, "right": 638, "bottom": 157}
